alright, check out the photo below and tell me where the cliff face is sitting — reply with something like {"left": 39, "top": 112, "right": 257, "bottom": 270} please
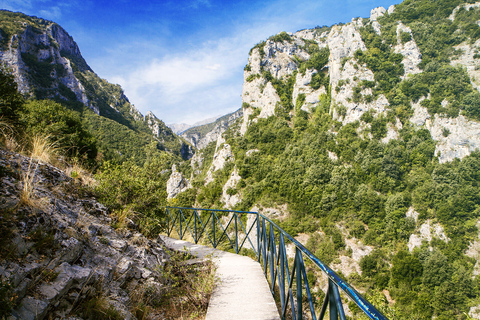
{"left": 0, "top": 19, "right": 92, "bottom": 109}
{"left": 0, "top": 10, "right": 189, "bottom": 161}
{"left": 236, "top": 4, "right": 480, "bottom": 163}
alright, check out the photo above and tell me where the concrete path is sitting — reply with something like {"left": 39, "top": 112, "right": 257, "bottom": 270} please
{"left": 159, "top": 235, "right": 280, "bottom": 320}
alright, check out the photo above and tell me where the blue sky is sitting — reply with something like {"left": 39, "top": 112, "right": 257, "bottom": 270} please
{"left": 1, "top": 0, "right": 400, "bottom": 124}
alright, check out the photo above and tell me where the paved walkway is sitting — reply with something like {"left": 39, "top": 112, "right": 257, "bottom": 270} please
{"left": 159, "top": 235, "right": 280, "bottom": 320}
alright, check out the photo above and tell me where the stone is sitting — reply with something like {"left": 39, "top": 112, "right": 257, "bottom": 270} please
{"left": 0, "top": 148, "right": 169, "bottom": 319}
{"left": 370, "top": 7, "right": 386, "bottom": 21}
{"left": 204, "top": 143, "right": 234, "bottom": 184}
{"left": 13, "top": 297, "right": 49, "bottom": 320}
{"left": 166, "top": 164, "right": 190, "bottom": 198}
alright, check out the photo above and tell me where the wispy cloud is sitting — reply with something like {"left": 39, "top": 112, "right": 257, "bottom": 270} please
{"left": 38, "top": 5, "right": 62, "bottom": 19}
{"left": 189, "top": 0, "right": 211, "bottom": 9}
{"left": 109, "top": 19, "right": 288, "bottom": 123}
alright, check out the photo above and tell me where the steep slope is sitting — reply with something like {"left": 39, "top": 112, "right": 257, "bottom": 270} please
{"left": 181, "top": 108, "right": 243, "bottom": 149}
{"left": 0, "top": 10, "right": 191, "bottom": 163}
{"left": 169, "top": 1, "right": 480, "bottom": 318}
{"left": 0, "top": 148, "right": 169, "bottom": 319}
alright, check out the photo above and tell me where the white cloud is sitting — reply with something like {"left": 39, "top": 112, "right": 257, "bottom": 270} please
{"left": 39, "top": 6, "right": 62, "bottom": 20}
{"left": 189, "top": 0, "right": 211, "bottom": 9}
{"left": 112, "top": 31, "right": 255, "bottom": 123}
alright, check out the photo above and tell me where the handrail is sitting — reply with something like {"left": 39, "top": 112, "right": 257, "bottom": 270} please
{"left": 164, "top": 206, "right": 388, "bottom": 320}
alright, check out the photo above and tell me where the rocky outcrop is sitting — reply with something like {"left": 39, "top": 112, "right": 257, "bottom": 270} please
{"left": 166, "top": 164, "right": 190, "bottom": 199}
{"left": 408, "top": 219, "right": 449, "bottom": 252}
{"left": 394, "top": 22, "right": 422, "bottom": 79}
{"left": 221, "top": 168, "right": 242, "bottom": 209}
{"left": 0, "top": 22, "right": 92, "bottom": 109}
{"left": 204, "top": 140, "right": 234, "bottom": 184}
{"left": 448, "top": 2, "right": 480, "bottom": 21}
{"left": 0, "top": 148, "right": 169, "bottom": 320}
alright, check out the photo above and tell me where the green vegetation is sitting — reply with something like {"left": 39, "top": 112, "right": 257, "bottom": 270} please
{"left": 268, "top": 31, "right": 293, "bottom": 43}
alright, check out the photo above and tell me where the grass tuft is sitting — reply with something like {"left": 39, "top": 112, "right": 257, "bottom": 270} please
{"left": 18, "top": 159, "right": 40, "bottom": 208}
{"left": 30, "top": 134, "right": 58, "bottom": 164}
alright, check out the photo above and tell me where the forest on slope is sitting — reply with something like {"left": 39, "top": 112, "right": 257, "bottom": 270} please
{"left": 168, "top": 0, "right": 480, "bottom": 319}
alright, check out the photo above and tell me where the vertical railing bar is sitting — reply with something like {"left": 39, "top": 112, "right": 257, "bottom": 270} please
{"left": 285, "top": 250, "right": 298, "bottom": 320}
{"left": 212, "top": 210, "right": 216, "bottom": 248}
{"left": 214, "top": 213, "right": 235, "bottom": 250}
{"left": 257, "top": 214, "right": 260, "bottom": 261}
{"left": 278, "top": 233, "right": 286, "bottom": 318}
{"left": 318, "top": 289, "right": 329, "bottom": 320}
{"left": 269, "top": 223, "right": 276, "bottom": 294}
{"left": 299, "top": 252, "right": 317, "bottom": 320}
{"left": 329, "top": 279, "right": 338, "bottom": 320}
{"left": 197, "top": 212, "right": 214, "bottom": 246}
{"left": 194, "top": 210, "right": 198, "bottom": 243}
{"left": 235, "top": 213, "right": 238, "bottom": 253}
{"left": 184, "top": 210, "right": 196, "bottom": 240}
{"left": 179, "top": 209, "right": 183, "bottom": 239}
{"left": 332, "top": 283, "right": 346, "bottom": 320}
{"left": 282, "top": 236, "right": 295, "bottom": 320}
{"left": 239, "top": 212, "right": 258, "bottom": 255}
{"left": 237, "top": 219, "right": 259, "bottom": 256}
{"left": 169, "top": 208, "right": 182, "bottom": 239}
{"left": 261, "top": 219, "right": 268, "bottom": 278}
{"left": 296, "top": 248, "right": 303, "bottom": 320}
{"left": 166, "top": 208, "right": 170, "bottom": 236}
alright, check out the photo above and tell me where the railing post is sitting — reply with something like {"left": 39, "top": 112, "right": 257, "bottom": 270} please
{"left": 179, "top": 209, "right": 183, "bottom": 239}
{"left": 329, "top": 279, "right": 338, "bottom": 320}
{"left": 166, "top": 208, "right": 170, "bottom": 236}
{"left": 257, "top": 213, "right": 261, "bottom": 263}
{"left": 212, "top": 211, "right": 216, "bottom": 248}
{"left": 296, "top": 248, "right": 303, "bottom": 320}
{"left": 235, "top": 213, "right": 238, "bottom": 253}
{"left": 279, "top": 233, "right": 286, "bottom": 317}
{"left": 194, "top": 211, "right": 198, "bottom": 243}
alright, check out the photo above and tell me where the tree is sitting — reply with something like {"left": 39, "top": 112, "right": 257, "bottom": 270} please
{"left": 0, "top": 65, "right": 24, "bottom": 122}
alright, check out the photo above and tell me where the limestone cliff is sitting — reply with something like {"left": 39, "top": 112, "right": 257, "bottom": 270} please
{"left": 0, "top": 10, "right": 185, "bottom": 160}
{"left": 235, "top": 4, "right": 480, "bottom": 164}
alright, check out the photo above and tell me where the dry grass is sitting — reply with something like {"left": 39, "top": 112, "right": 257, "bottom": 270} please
{"left": 65, "top": 161, "right": 97, "bottom": 187}
{"left": 18, "top": 159, "right": 40, "bottom": 208}
{"left": 30, "top": 134, "right": 59, "bottom": 164}
{"left": 154, "top": 250, "right": 217, "bottom": 320}
{"left": 0, "top": 119, "right": 19, "bottom": 152}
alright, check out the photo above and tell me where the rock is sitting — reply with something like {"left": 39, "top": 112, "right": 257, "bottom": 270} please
{"left": 181, "top": 109, "right": 243, "bottom": 150}
{"left": 370, "top": 7, "right": 386, "bottom": 21}
{"left": 12, "top": 297, "right": 49, "bottom": 320}
{"left": 221, "top": 167, "right": 242, "bottom": 209}
{"left": 394, "top": 22, "right": 422, "bottom": 79}
{"left": 408, "top": 220, "right": 450, "bottom": 252}
{"left": 166, "top": 164, "right": 190, "bottom": 198}
{"left": 0, "top": 148, "right": 170, "bottom": 319}
{"left": 204, "top": 143, "right": 234, "bottom": 184}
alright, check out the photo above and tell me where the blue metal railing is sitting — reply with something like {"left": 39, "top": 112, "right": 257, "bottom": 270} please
{"left": 164, "top": 207, "right": 388, "bottom": 320}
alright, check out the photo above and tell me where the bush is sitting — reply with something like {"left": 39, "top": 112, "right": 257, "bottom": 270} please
{"left": 18, "top": 100, "right": 97, "bottom": 163}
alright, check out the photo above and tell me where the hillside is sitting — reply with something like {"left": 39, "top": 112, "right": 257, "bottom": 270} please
{"left": 168, "top": 0, "right": 480, "bottom": 318}
{"left": 0, "top": 10, "right": 192, "bottom": 164}
{"left": 180, "top": 108, "right": 243, "bottom": 149}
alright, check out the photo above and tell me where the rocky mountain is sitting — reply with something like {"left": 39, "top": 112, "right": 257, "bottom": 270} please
{"left": 169, "top": 1, "right": 480, "bottom": 318}
{"left": 168, "top": 115, "right": 222, "bottom": 134}
{"left": 180, "top": 108, "right": 243, "bottom": 149}
{"left": 0, "top": 10, "right": 192, "bottom": 163}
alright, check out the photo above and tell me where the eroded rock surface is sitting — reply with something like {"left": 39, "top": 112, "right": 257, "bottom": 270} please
{"left": 0, "top": 149, "right": 169, "bottom": 319}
